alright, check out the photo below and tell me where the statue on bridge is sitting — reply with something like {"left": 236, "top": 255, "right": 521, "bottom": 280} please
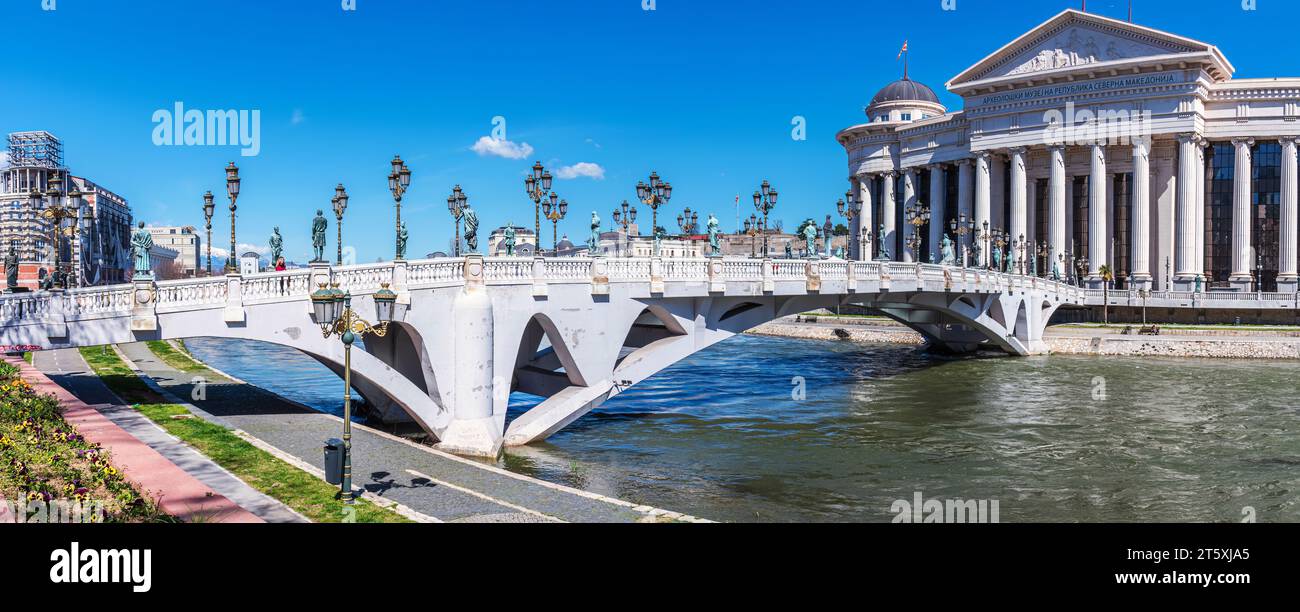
{"left": 5, "top": 244, "right": 18, "bottom": 291}
{"left": 877, "top": 224, "right": 890, "bottom": 261}
{"left": 131, "top": 221, "right": 153, "bottom": 280}
{"left": 653, "top": 226, "right": 665, "bottom": 256}
{"left": 269, "top": 227, "right": 284, "bottom": 265}
{"left": 311, "top": 210, "right": 328, "bottom": 262}
{"left": 784, "top": 242, "right": 793, "bottom": 259}
{"left": 1052, "top": 257, "right": 1061, "bottom": 281}
{"left": 588, "top": 211, "right": 601, "bottom": 253}
{"left": 397, "top": 221, "right": 409, "bottom": 260}
{"left": 463, "top": 203, "right": 479, "bottom": 254}
{"left": 941, "top": 234, "right": 956, "bottom": 266}
{"left": 1006, "top": 243, "right": 1017, "bottom": 274}
{"left": 823, "top": 215, "right": 834, "bottom": 258}
{"left": 992, "top": 243, "right": 1003, "bottom": 272}
{"left": 800, "top": 219, "right": 817, "bottom": 258}
{"left": 504, "top": 224, "right": 516, "bottom": 256}
{"left": 706, "top": 214, "right": 721, "bottom": 257}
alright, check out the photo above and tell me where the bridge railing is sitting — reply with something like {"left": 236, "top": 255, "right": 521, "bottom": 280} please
{"left": 406, "top": 258, "right": 465, "bottom": 288}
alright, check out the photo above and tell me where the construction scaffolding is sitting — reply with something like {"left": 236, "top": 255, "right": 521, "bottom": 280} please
{"left": 7, "top": 131, "right": 64, "bottom": 169}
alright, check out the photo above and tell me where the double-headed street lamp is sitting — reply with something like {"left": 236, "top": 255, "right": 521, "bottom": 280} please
{"left": 677, "top": 207, "right": 698, "bottom": 235}
{"left": 612, "top": 200, "right": 637, "bottom": 257}
{"left": 743, "top": 213, "right": 762, "bottom": 258}
{"left": 905, "top": 202, "right": 931, "bottom": 262}
{"left": 202, "top": 191, "right": 215, "bottom": 276}
{"left": 388, "top": 156, "right": 412, "bottom": 260}
{"left": 311, "top": 283, "right": 398, "bottom": 504}
{"left": 332, "top": 184, "right": 349, "bottom": 265}
{"left": 950, "top": 214, "right": 974, "bottom": 268}
{"left": 837, "top": 189, "right": 862, "bottom": 260}
{"left": 447, "top": 185, "right": 467, "bottom": 257}
{"left": 224, "top": 162, "right": 241, "bottom": 273}
{"left": 636, "top": 172, "right": 672, "bottom": 255}
{"left": 752, "top": 181, "right": 777, "bottom": 257}
{"left": 543, "top": 195, "right": 569, "bottom": 255}
{"left": 40, "top": 176, "right": 82, "bottom": 289}
{"left": 525, "top": 162, "right": 555, "bottom": 248}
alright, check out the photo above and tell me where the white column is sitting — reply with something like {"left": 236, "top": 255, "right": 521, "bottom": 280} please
{"left": 990, "top": 154, "right": 1006, "bottom": 230}
{"left": 975, "top": 152, "right": 991, "bottom": 266}
{"left": 857, "top": 175, "right": 873, "bottom": 261}
{"left": 1130, "top": 138, "right": 1152, "bottom": 289}
{"left": 1088, "top": 143, "right": 1108, "bottom": 284}
{"left": 929, "top": 164, "right": 946, "bottom": 263}
{"left": 1048, "top": 145, "right": 1067, "bottom": 275}
{"left": 1196, "top": 138, "right": 1208, "bottom": 279}
{"left": 1280, "top": 138, "right": 1299, "bottom": 292}
{"left": 957, "top": 159, "right": 974, "bottom": 253}
{"left": 1230, "top": 138, "right": 1255, "bottom": 290}
{"left": 902, "top": 168, "right": 918, "bottom": 262}
{"left": 1009, "top": 147, "right": 1028, "bottom": 245}
{"left": 881, "top": 171, "right": 897, "bottom": 261}
{"left": 1174, "top": 134, "right": 1199, "bottom": 288}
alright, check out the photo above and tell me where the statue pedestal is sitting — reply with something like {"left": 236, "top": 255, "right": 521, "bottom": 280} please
{"left": 805, "top": 260, "right": 822, "bottom": 292}
{"left": 531, "top": 257, "right": 548, "bottom": 297}
{"left": 650, "top": 257, "right": 664, "bottom": 294}
{"left": 130, "top": 277, "right": 158, "bottom": 333}
{"left": 707, "top": 256, "right": 724, "bottom": 293}
{"left": 590, "top": 256, "right": 609, "bottom": 296}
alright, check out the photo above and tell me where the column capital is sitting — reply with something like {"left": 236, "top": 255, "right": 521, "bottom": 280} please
{"left": 956, "top": 157, "right": 974, "bottom": 167}
{"left": 881, "top": 169, "right": 898, "bottom": 178}
{"left": 927, "top": 162, "right": 945, "bottom": 171}
{"left": 903, "top": 166, "right": 918, "bottom": 178}
{"left": 974, "top": 150, "right": 992, "bottom": 161}
{"left": 1007, "top": 146, "right": 1028, "bottom": 156}
{"left": 1175, "top": 132, "right": 1200, "bottom": 145}
{"left": 1231, "top": 137, "right": 1255, "bottom": 149}
{"left": 1281, "top": 136, "right": 1300, "bottom": 148}
{"left": 1046, "top": 143, "right": 1066, "bottom": 154}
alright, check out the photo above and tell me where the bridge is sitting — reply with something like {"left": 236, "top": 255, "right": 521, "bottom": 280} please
{"left": 2, "top": 254, "right": 1285, "bottom": 457}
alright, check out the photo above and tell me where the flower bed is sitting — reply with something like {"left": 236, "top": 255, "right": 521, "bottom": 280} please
{"left": 0, "top": 362, "right": 169, "bottom": 522}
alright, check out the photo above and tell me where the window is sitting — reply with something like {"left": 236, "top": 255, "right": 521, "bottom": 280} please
{"left": 1112, "top": 173, "right": 1132, "bottom": 284}
{"left": 1035, "top": 178, "right": 1049, "bottom": 271}
{"left": 1206, "top": 143, "right": 1233, "bottom": 287}
{"left": 900, "top": 113, "right": 912, "bottom": 121}
{"left": 1071, "top": 176, "right": 1089, "bottom": 266}
{"left": 1253, "top": 141, "right": 1281, "bottom": 291}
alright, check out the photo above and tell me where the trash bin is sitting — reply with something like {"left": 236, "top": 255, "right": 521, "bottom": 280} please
{"left": 323, "top": 438, "right": 344, "bottom": 485}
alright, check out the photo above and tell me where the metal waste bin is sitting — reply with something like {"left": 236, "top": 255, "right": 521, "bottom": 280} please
{"left": 323, "top": 438, "right": 344, "bottom": 485}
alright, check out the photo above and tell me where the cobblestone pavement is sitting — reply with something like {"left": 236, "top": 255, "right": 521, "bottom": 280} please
{"left": 114, "top": 342, "right": 660, "bottom": 523}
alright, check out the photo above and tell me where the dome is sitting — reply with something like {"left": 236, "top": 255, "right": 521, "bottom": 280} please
{"left": 556, "top": 236, "right": 574, "bottom": 250}
{"left": 870, "top": 78, "right": 941, "bottom": 106}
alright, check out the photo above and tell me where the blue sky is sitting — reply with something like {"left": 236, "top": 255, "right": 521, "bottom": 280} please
{"left": 2, "top": 0, "right": 1297, "bottom": 263}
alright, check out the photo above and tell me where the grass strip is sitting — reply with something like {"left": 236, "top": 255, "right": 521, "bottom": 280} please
{"left": 78, "top": 346, "right": 411, "bottom": 523}
{"left": 145, "top": 340, "right": 211, "bottom": 374}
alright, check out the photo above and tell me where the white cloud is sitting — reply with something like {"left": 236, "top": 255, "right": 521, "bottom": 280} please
{"left": 555, "top": 162, "right": 606, "bottom": 180}
{"left": 209, "top": 243, "right": 270, "bottom": 260}
{"left": 291, "top": 109, "right": 306, "bottom": 125}
{"left": 470, "top": 136, "right": 534, "bottom": 160}
{"left": 585, "top": 138, "right": 602, "bottom": 149}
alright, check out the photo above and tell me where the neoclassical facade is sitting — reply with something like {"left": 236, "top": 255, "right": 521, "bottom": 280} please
{"left": 838, "top": 9, "right": 1299, "bottom": 293}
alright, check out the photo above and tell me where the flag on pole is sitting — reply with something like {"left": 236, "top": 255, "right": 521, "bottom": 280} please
{"left": 897, "top": 40, "right": 908, "bottom": 60}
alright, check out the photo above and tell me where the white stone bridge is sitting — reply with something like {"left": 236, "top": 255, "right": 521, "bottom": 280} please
{"left": 0, "top": 254, "right": 1159, "bottom": 457}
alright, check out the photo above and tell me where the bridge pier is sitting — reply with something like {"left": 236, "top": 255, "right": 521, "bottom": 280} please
{"left": 435, "top": 255, "right": 503, "bottom": 457}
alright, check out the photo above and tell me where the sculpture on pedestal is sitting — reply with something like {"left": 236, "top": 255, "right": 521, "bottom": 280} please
{"left": 311, "top": 210, "right": 328, "bottom": 262}
{"left": 269, "top": 227, "right": 284, "bottom": 265}
{"left": 940, "top": 234, "right": 956, "bottom": 266}
{"left": 993, "top": 244, "right": 1003, "bottom": 272}
{"left": 706, "top": 214, "right": 721, "bottom": 256}
{"left": 784, "top": 242, "right": 792, "bottom": 259}
{"left": 5, "top": 244, "right": 17, "bottom": 290}
{"left": 588, "top": 211, "right": 601, "bottom": 253}
{"left": 463, "top": 203, "right": 479, "bottom": 254}
{"left": 653, "top": 226, "right": 665, "bottom": 256}
{"left": 504, "top": 224, "right": 516, "bottom": 256}
{"left": 131, "top": 222, "right": 154, "bottom": 279}
{"left": 800, "top": 219, "right": 817, "bottom": 257}
{"left": 397, "top": 222, "right": 409, "bottom": 260}
{"left": 877, "top": 224, "right": 891, "bottom": 261}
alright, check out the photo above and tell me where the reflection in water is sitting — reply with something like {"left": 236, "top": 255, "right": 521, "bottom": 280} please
{"left": 186, "top": 334, "right": 1300, "bottom": 523}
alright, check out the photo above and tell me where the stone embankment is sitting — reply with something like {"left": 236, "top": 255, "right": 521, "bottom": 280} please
{"left": 748, "top": 315, "right": 1300, "bottom": 360}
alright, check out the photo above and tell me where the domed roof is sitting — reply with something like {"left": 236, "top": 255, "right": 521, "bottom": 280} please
{"left": 557, "top": 236, "right": 574, "bottom": 250}
{"left": 870, "top": 78, "right": 941, "bottom": 106}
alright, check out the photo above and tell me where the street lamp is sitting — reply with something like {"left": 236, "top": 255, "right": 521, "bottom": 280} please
{"left": 950, "top": 214, "right": 974, "bottom": 268}
{"left": 837, "top": 189, "right": 862, "bottom": 260}
{"left": 524, "top": 162, "right": 554, "bottom": 250}
{"left": 40, "top": 175, "right": 78, "bottom": 290}
{"left": 677, "top": 207, "right": 698, "bottom": 235}
{"left": 1256, "top": 259, "right": 1264, "bottom": 295}
{"left": 543, "top": 195, "right": 569, "bottom": 255}
{"left": 388, "top": 156, "right": 412, "bottom": 260}
{"left": 311, "top": 282, "right": 397, "bottom": 504}
{"left": 447, "top": 185, "right": 467, "bottom": 256}
{"left": 636, "top": 172, "right": 672, "bottom": 256}
{"left": 905, "top": 202, "right": 931, "bottom": 262}
{"left": 1076, "top": 256, "right": 1090, "bottom": 287}
{"left": 612, "top": 200, "right": 637, "bottom": 257}
{"left": 743, "top": 214, "right": 761, "bottom": 258}
{"left": 993, "top": 229, "right": 1009, "bottom": 273}
{"left": 752, "top": 180, "right": 777, "bottom": 257}
{"left": 332, "top": 184, "right": 349, "bottom": 265}
{"left": 1036, "top": 242, "right": 1049, "bottom": 277}
{"left": 202, "top": 191, "right": 215, "bottom": 276}
{"left": 224, "top": 162, "right": 241, "bottom": 273}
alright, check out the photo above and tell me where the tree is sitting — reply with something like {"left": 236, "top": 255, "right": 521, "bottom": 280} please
{"left": 1098, "top": 264, "right": 1114, "bottom": 324}
{"left": 833, "top": 223, "right": 849, "bottom": 237}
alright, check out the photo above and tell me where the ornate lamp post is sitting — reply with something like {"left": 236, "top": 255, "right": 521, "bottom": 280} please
{"left": 636, "top": 172, "right": 672, "bottom": 255}
{"left": 202, "top": 191, "right": 215, "bottom": 276}
{"left": 1076, "top": 256, "right": 1090, "bottom": 287}
{"left": 331, "top": 184, "right": 349, "bottom": 265}
{"left": 950, "top": 214, "right": 974, "bottom": 268}
{"left": 612, "top": 200, "right": 637, "bottom": 257}
{"left": 40, "top": 175, "right": 78, "bottom": 290}
{"left": 677, "top": 207, "right": 698, "bottom": 235}
{"left": 447, "top": 185, "right": 467, "bottom": 256}
{"left": 1036, "top": 242, "right": 1049, "bottom": 277}
{"left": 837, "top": 189, "right": 862, "bottom": 260}
{"left": 387, "top": 156, "right": 412, "bottom": 260}
{"left": 905, "top": 202, "right": 931, "bottom": 262}
{"left": 743, "top": 214, "right": 761, "bottom": 258}
{"left": 311, "top": 283, "right": 397, "bottom": 504}
{"left": 976, "top": 221, "right": 993, "bottom": 270}
{"left": 543, "top": 195, "right": 569, "bottom": 255}
{"left": 752, "top": 180, "right": 777, "bottom": 257}
{"left": 992, "top": 229, "right": 1009, "bottom": 273}
{"left": 524, "top": 162, "right": 554, "bottom": 248}
{"left": 224, "top": 162, "right": 241, "bottom": 273}
{"left": 1012, "top": 234, "right": 1026, "bottom": 275}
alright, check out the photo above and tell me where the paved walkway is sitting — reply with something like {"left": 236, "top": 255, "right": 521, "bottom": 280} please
{"left": 113, "top": 342, "right": 687, "bottom": 523}
{"left": 11, "top": 355, "right": 262, "bottom": 523}
{"left": 33, "top": 350, "right": 305, "bottom": 523}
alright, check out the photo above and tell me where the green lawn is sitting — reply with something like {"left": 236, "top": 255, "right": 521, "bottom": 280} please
{"left": 145, "top": 340, "right": 210, "bottom": 374}
{"left": 78, "top": 346, "right": 411, "bottom": 523}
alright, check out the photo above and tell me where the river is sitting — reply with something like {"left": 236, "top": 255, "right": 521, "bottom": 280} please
{"left": 185, "top": 335, "right": 1300, "bottom": 523}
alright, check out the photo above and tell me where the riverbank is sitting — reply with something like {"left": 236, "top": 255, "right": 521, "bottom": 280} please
{"left": 749, "top": 314, "right": 1300, "bottom": 360}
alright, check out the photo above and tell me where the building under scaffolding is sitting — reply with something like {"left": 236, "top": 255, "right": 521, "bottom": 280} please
{"left": 1, "top": 131, "right": 132, "bottom": 288}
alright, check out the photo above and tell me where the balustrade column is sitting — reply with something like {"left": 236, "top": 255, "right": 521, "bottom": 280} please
{"left": 1230, "top": 138, "right": 1255, "bottom": 290}
{"left": 974, "top": 152, "right": 991, "bottom": 266}
{"left": 928, "top": 164, "right": 946, "bottom": 263}
{"left": 1130, "top": 138, "right": 1152, "bottom": 289}
{"left": 1087, "top": 142, "right": 1108, "bottom": 285}
{"left": 1174, "top": 134, "right": 1199, "bottom": 288}
{"left": 902, "top": 168, "right": 918, "bottom": 262}
{"left": 881, "top": 170, "right": 897, "bottom": 261}
{"left": 1280, "top": 138, "right": 1300, "bottom": 292}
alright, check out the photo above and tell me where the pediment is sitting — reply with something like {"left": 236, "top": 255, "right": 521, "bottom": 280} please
{"left": 948, "top": 9, "right": 1232, "bottom": 90}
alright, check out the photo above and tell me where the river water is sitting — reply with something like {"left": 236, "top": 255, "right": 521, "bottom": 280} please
{"left": 185, "top": 335, "right": 1300, "bottom": 523}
